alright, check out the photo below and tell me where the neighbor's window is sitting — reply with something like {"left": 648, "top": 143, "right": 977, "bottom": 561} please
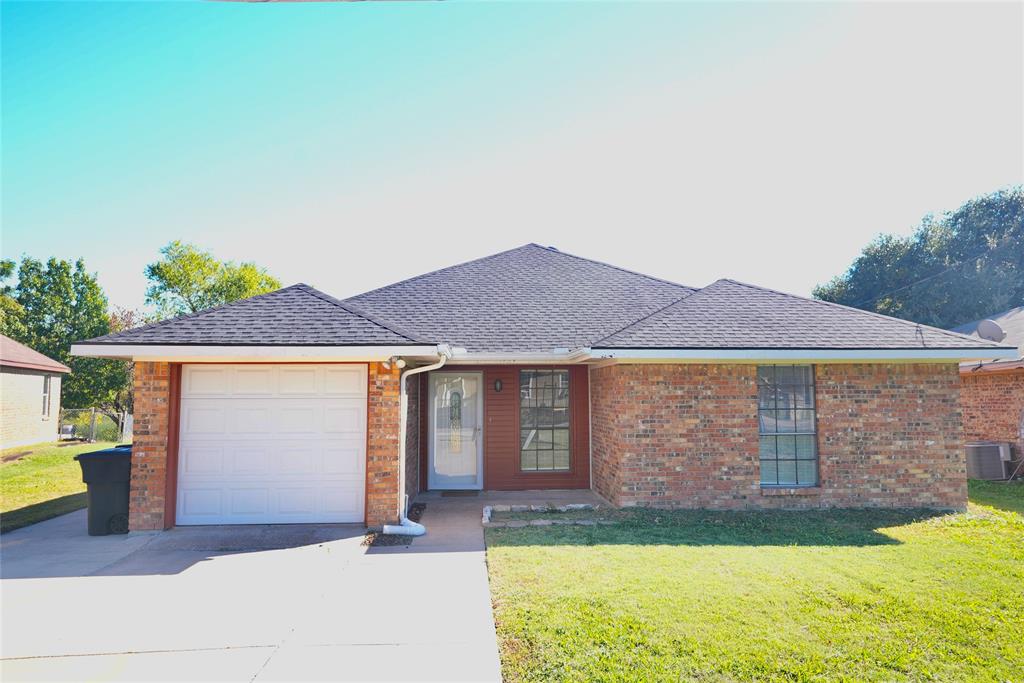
{"left": 520, "top": 369, "right": 571, "bottom": 471}
{"left": 41, "top": 375, "right": 51, "bottom": 417}
{"left": 758, "top": 365, "right": 817, "bottom": 486}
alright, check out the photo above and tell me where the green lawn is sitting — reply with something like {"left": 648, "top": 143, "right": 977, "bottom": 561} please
{"left": 0, "top": 441, "right": 117, "bottom": 533}
{"left": 486, "top": 490, "right": 1024, "bottom": 682}
{"left": 968, "top": 478, "right": 1024, "bottom": 515}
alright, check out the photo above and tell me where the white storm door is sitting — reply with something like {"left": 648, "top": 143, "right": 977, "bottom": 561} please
{"left": 176, "top": 364, "right": 367, "bottom": 525}
{"left": 428, "top": 372, "right": 484, "bottom": 490}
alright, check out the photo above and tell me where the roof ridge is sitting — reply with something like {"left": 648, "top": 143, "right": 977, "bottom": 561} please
{"left": 591, "top": 289, "right": 701, "bottom": 345}
{"left": 717, "top": 278, "right": 1012, "bottom": 349}
{"left": 80, "top": 284, "right": 309, "bottom": 344}
{"left": 294, "top": 284, "right": 428, "bottom": 344}
{"left": 532, "top": 244, "right": 697, "bottom": 292}
{"left": 345, "top": 244, "right": 534, "bottom": 302}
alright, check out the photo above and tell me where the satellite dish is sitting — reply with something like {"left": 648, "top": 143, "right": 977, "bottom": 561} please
{"left": 977, "top": 319, "right": 1007, "bottom": 342}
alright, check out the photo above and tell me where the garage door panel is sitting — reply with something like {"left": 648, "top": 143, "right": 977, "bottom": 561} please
{"left": 234, "top": 367, "right": 275, "bottom": 395}
{"left": 322, "top": 443, "right": 364, "bottom": 475}
{"left": 183, "top": 407, "right": 227, "bottom": 435}
{"left": 177, "top": 364, "right": 367, "bottom": 526}
{"left": 231, "top": 488, "right": 269, "bottom": 515}
{"left": 277, "top": 487, "right": 317, "bottom": 515}
{"left": 324, "top": 367, "right": 367, "bottom": 397}
{"left": 279, "top": 367, "right": 318, "bottom": 394}
{"left": 180, "top": 444, "right": 225, "bottom": 475}
{"left": 324, "top": 405, "right": 364, "bottom": 433}
{"left": 185, "top": 367, "right": 231, "bottom": 396}
{"left": 180, "top": 488, "right": 224, "bottom": 518}
{"left": 323, "top": 483, "right": 364, "bottom": 516}
{"left": 275, "top": 447, "right": 315, "bottom": 474}
{"left": 234, "top": 407, "right": 272, "bottom": 433}
{"left": 231, "top": 446, "right": 270, "bottom": 475}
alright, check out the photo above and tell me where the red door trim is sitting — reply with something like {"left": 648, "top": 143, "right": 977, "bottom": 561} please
{"left": 163, "top": 363, "right": 182, "bottom": 529}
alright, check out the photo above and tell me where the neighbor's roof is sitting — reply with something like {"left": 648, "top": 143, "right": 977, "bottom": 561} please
{"left": 951, "top": 306, "right": 1024, "bottom": 373}
{"left": 81, "top": 284, "right": 425, "bottom": 346}
{"left": 345, "top": 244, "right": 696, "bottom": 353}
{"left": 0, "top": 335, "right": 71, "bottom": 373}
{"left": 950, "top": 306, "right": 1024, "bottom": 357}
{"left": 596, "top": 279, "right": 1002, "bottom": 350}
{"left": 78, "top": 244, "right": 1012, "bottom": 355}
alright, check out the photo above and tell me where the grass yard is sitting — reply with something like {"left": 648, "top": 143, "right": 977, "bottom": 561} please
{"left": 968, "top": 478, "right": 1024, "bottom": 515}
{"left": 486, "top": 489, "right": 1024, "bottom": 682}
{"left": 0, "top": 441, "right": 117, "bottom": 533}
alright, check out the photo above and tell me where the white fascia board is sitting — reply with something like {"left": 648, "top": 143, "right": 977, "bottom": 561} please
{"left": 447, "top": 348, "right": 592, "bottom": 364}
{"left": 70, "top": 344, "right": 442, "bottom": 362}
{"left": 589, "top": 347, "right": 1021, "bottom": 363}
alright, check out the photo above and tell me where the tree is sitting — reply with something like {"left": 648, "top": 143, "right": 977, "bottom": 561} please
{"left": 145, "top": 241, "right": 281, "bottom": 317}
{"left": 0, "top": 258, "right": 27, "bottom": 339}
{"left": 814, "top": 187, "right": 1024, "bottom": 328}
{"left": 4, "top": 257, "right": 127, "bottom": 413}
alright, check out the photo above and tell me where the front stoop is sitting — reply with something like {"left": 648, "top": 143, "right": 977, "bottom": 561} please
{"left": 481, "top": 503, "right": 613, "bottom": 528}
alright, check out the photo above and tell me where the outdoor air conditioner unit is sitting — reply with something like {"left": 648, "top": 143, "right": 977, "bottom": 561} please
{"left": 965, "top": 441, "right": 1015, "bottom": 481}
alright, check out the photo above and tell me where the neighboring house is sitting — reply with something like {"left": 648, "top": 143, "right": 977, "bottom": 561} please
{"left": 72, "top": 244, "right": 1016, "bottom": 531}
{"left": 951, "top": 306, "right": 1024, "bottom": 466}
{"left": 1, "top": 335, "right": 71, "bottom": 448}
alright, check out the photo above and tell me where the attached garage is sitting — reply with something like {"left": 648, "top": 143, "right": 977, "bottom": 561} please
{"left": 175, "top": 363, "right": 368, "bottom": 525}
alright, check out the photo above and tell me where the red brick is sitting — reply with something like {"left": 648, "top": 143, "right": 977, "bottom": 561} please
{"left": 960, "top": 370, "right": 1024, "bottom": 464}
{"left": 590, "top": 363, "right": 966, "bottom": 510}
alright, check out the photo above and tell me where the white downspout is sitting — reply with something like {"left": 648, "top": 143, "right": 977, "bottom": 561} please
{"left": 383, "top": 345, "right": 450, "bottom": 536}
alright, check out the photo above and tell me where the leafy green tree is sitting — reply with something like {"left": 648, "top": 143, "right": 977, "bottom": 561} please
{"left": 814, "top": 187, "right": 1024, "bottom": 328}
{"left": 145, "top": 241, "right": 281, "bottom": 317}
{"left": 4, "top": 257, "right": 126, "bottom": 413}
{"left": 0, "top": 259, "right": 28, "bottom": 339}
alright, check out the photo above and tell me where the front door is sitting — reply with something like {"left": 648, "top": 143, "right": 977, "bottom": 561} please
{"left": 428, "top": 372, "right": 484, "bottom": 490}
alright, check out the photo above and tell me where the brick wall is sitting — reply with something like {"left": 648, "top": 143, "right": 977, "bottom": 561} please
{"left": 366, "top": 362, "right": 402, "bottom": 528}
{"left": 129, "top": 362, "right": 171, "bottom": 530}
{"left": 815, "top": 364, "right": 964, "bottom": 508}
{"left": 960, "top": 370, "right": 1024, "bottom": 464}
{"left": 0, "top": 368, "right": 61, "bottom": 448}
{"left": 590, "top": 363, "right": 965, "bottom": 511}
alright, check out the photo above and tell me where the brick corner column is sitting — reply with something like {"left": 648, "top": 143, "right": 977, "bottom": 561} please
{"left": 129, "top": 361, "right": 171, "bottom": 531}
{"left": 366, "top": 361, "right": 402, "bottom": 528}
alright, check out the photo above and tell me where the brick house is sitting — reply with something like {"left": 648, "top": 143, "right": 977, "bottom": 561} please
{"left": 952, "top": 307, "right": 1024, "bottom": 469}
{"left": 1, "top": 335, "right": 70, "bottom": 448}
{"left": 72, "top": 245, "right": 1016, "bottom": 531}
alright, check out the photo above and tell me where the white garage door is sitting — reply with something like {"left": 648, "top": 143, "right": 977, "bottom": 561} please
{"left": 176, "top": 364, "right": 367, "bottom": 525}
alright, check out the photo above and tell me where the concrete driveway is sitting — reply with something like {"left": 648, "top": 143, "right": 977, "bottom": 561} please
{"left": 1, "top": 509, "right": 500, "bottom": 682}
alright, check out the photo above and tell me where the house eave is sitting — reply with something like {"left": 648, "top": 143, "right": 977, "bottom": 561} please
{"left": 0, "top": 359, "right": 71, "bottom": 374}
{"left": 589, "top": 347, "right": 1020, "bottom": 363}
{"left": 70, "top": 343, "right": 445, "bottom": 363}
{"left": 446, "top": 348, "right": 593, "bottom": 364}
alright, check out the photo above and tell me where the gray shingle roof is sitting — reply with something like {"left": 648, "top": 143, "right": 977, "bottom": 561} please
{"left": 344, "top": 244, "right": 696, "bottom": 353}
{"left": 597, "top": 279, "right": 1006, "bottom": 350}
{"left": 81, "top": 245, "right": 1010, "bottom": 354}
{"left": 83, "top": 284, "right": 424, "bottom": 346}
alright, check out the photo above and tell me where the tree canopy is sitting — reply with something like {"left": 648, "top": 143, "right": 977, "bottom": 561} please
{"left": 0, "top": 257, "right": 127, "bottom": 412}
{"left": 813, "top": 187, "right": 1024, "bottom": 329}
{"left": 145, "top": 241, "right": 282, "bottom": 317}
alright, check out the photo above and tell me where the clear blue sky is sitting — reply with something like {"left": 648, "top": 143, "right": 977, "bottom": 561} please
{"left": 3, "top": 1, "right": 1021, "bottom": 311}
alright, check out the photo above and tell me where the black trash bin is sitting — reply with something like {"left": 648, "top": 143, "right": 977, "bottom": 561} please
{"left": 75, "top": 445, "right": 132, "bottom": 535}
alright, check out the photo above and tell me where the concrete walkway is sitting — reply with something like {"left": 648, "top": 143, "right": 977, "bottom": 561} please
{"left": 1, "top": 506, "right": 502, "bottom": 682}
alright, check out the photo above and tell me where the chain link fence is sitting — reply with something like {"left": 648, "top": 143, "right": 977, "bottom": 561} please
{"left": 58, "top": 409, "right": 132, "bottom": 443}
